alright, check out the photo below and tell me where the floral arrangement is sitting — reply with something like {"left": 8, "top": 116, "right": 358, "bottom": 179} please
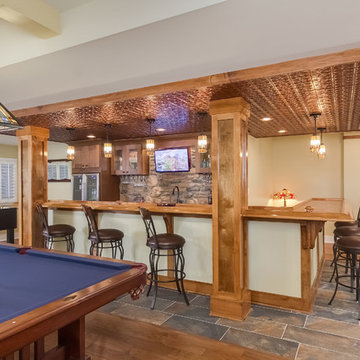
{"left": 273, "top": 188, "right": 295, "bottom": 207}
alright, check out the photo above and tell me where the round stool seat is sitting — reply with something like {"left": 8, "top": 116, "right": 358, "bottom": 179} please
{"left": 334, "top": 226, "right": 360, "bottom": 237}
{"left": 337, "top": 236, "right": 360, "bottom": 252}
{"left": 334, "top": 221, "right": 358, "bottom": 228}
{"left": 89, "top": 229, "right": 124, "bottom": 242}
{"left": 147, "top": 233, "right": 185, "bottom": 250}
{"left": 43, "top": 224, "right": 76, "bottom": 237}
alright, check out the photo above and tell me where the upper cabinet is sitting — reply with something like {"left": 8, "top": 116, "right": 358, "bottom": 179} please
{"left": 72, "top": 143, "right": 101, "bottom": 172}
{"left": 112, "top": 143, "right": 149, "bottom": 175}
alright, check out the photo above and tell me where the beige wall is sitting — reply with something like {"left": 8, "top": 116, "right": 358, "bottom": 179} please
{"left": 248, "top": 133, "right": 343, "bottom": 206}
{"left": 0, "top": 143, "right": 17, "bottom": 158}
{"left": 344, "top": 136, "right": 360, "bottom": 216}
{"left": 47, "top": 141, "right": 72, "bottom": 200}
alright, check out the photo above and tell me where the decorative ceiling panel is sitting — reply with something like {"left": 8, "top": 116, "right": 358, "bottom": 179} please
{"left": 15, "top": 61, "right": 360, "bottom": 142}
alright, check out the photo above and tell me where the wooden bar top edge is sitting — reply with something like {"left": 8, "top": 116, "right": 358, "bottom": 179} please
{"left": 243, "top": 198, "right": 354, "bottom": 222}
{"left": 42, "top": 200, "right": 212, "bottom": 217}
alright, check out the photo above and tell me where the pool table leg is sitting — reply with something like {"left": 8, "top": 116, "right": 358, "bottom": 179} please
{"left": 58, "top": 317, "right": 87, "bottom": 360}
{"left": 19, "top": 345, "right": 30, "bottom": 360}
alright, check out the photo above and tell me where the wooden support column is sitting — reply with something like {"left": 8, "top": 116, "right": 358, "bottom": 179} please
{"left": 210, "top": 97, "right": 251, "bottom": 321}
{"left": 16, "top": 126, "right": 49, "bottom": 247}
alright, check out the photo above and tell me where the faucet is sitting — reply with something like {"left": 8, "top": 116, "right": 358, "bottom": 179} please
{"left": 171, "top": 186, "right": 181, "bottom": 204}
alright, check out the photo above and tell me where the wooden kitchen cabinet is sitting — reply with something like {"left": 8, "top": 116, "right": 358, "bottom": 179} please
{"left": 72, "top": 143, "right": 101, "bottom": 172}
{"left": 112, "top": 143, "right": 148, "bottom": 175}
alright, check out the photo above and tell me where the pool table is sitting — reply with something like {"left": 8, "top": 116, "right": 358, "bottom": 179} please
{"left": 0, "top": 244, "right": 147, "bottom": 359}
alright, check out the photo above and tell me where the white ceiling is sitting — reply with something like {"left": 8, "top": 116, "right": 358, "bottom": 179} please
{"left": 1, "top": 0, "right": 360, "bottom": 112}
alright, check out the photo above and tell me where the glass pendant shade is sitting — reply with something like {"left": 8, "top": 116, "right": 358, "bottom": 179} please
{"left": 310, "top": 134, "right": 321, "bottom": 152}
{"left": 67, "top": 145, "right": 75, "bottom": 160}
{"left": 318, "top": 144, "right": 326, "bottom": 159}
{"left": 146, "top": 139, "right": 155, "bottom": 156}
{"left": 0, "top": 103, "right": 23, "bottom": 132}
{"left": 198, "top": 135, "right": 207, "bottom": 153}
{"left": 104, "top": 142, "right": 112, "bottom": 158}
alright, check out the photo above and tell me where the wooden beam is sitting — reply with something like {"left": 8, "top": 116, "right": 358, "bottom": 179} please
{"left": 0, "top": 0, "right": 61, "bottom": 38}
{"left": 16, "top": 126, "right": 49, "bottom": 247}
{"left": 13, "top": 47, "right": 360, "bottom": 117}
{"left": 210, "top": 97, "right": 251, "bottom": 321}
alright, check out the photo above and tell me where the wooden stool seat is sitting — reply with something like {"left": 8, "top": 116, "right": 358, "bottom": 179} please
{"left": 36, "top": 202, "right": 75, "bottom": 252}
{"left": 147, "top": 233, "right": 185, "bottom": 249}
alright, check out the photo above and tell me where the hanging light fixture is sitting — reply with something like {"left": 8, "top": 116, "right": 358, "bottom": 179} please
{"left": 66, "top": 127, "right": 75, "bottom": 160}
{"left": 309, "top": 112, "right": 321, "bottom": 153}
{"left": 146, "top": 118, "right": 155, "bottom": 156}
{"left": 103, "top": 124, "right": 113, "bottom": 158}
{"left": 0, "top": 103, "right": 23, "bottom": 132}
{"left": 317, "top": 127, "right": 326, "bottom": 159}
{"left": 197, "top": 112, "right": 208, "bottom": 153}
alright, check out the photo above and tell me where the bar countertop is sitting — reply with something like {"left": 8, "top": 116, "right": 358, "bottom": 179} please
{"left": 43, "top": 200, "right": 212, "bottom": 217}
{"left": 243, "top": 198, "right": 354, "bottom": 222}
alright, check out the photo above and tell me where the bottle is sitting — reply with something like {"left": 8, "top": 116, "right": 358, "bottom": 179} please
{"left": 208, "top": 190, "right": 212, "bottom": 205}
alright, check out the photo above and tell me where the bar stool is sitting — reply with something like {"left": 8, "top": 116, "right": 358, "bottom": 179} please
{"left": 139, "top": 207, "right": 189, "bottom": 309}
{"left": 330, "top": 226, "right": 360, "bottom": 281}
{"left": 35, "top": 202, "right": 75, "bottom": 252}
{"left": 82, "top": 205, "right": 124, "bottom": 259}
{"left": 329, "top": 235, "right": 360, "bottom": 304}
{"left": 334, "top": 207, "right": 360, "bottom": 228}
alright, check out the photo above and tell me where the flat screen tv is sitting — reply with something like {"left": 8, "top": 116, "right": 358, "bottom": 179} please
{"left": 154, "top": 147, "right": 190, "bottom": 173}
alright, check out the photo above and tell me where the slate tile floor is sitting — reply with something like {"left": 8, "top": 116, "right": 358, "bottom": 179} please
{"left": 99, "top": 261, "right": 360, "bottom": 359}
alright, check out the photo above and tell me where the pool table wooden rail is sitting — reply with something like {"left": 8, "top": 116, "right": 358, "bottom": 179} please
{"left": 0, "top": 245, "right": 147, "bottom": 360}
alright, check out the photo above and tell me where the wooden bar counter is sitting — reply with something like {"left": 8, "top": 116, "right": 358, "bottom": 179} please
{"left": 243, "top": 198, "right": 354, "bottom": 312}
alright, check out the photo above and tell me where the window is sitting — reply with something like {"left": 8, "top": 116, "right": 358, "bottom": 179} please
{"left": 0, "top": 158, "right": 17, "bottom": 203}
{"left": 47, "top": 160, "right": 71, "bottom": 182}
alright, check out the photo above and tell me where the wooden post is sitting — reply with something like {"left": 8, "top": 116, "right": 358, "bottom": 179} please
{"left": 210, "top": 97, "right": 251, "bottom": 321}
{"left": 16, "top": 126, "right": 49, "bottom": 247}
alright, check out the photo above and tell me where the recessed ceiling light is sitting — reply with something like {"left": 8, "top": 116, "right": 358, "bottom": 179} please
{"left": 261, "top": 117, "right": 272, "bottom": 121}
{"left": 87, "top": 135, "right": 96, "bottom": 138}
{"left": 156, "top": 128, "right": 166, "bottom": 132}
{"left": 278, "top": 130, "right": 287, "bottom": 133}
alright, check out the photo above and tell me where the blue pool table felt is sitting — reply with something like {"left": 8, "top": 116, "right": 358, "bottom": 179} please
{"left": 0, "top": 245, "right": 131, "bottom": 323}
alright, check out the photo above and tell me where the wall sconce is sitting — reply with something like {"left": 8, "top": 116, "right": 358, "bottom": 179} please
{"left": 309, "top": 112, "right": 321, "bottom": 153}
{"left": 146, "top": 118, "right": 155, "bottom": 156}
{"left": 197, "top": 134, "right": 207, "bottom": 153}
{"left": 317, "top": 127, "right": 326, "bottom": 159}
{"left": 66, "top": 127, "right": 75, "bottom": 160}
{"left": 103, "top": 124, "right": 112, "bottom": 158}
{"left": 66, "top": 146, "right": 75, "bottom": 160}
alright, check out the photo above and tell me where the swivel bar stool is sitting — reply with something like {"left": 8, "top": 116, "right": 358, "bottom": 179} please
{"left": 36, "top": 202, "right": 75, "bottom": 252}
{"left": 330, "top": 226, "right": 360, "bottom": 282}
{"left": 329, "top": 236, "right": 360, "bottom": 305}
{"left": 139, "top": 207, "right": 189, "bottom": 309}
{"left": 82, "top": 204, "right": 124, "bottom": 259}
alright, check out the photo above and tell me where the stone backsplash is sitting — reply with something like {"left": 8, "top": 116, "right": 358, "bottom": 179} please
{"left": 119, "top": 150, "right": 212, "bottom": 204}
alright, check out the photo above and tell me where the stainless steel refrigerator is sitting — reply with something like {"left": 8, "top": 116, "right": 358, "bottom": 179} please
{"left": 72, "top": 174, "right": 99, "bottom": 201}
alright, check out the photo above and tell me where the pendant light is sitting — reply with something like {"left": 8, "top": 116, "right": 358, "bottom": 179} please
{"left": 103, "top": 124, "right": 112, "bottom": 158}
{"left": 309, "top": 112, "right": 321, "bottom": 152}
{"left": 197, "top": 112, "right": 208, "bottom": 153}
{"left": 146, "top": 118, "right": 155, "bottom": 156}
{"left": 317, "top": 127, "right": 326, "bottom": 159}
{"left": 66, "top": 127, "right": 75, "bottom": 160}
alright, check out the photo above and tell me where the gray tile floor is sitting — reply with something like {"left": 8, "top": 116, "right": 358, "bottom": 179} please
{"left": 99, "top": 261, "right": 360, "bottom": 359}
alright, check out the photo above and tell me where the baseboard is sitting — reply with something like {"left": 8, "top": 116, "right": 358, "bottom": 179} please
{"left": 156, "top": 275, "right": 212, "bottom": 295}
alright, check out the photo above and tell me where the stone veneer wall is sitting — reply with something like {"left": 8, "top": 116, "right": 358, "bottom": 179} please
{"left": 119, "top": 147, "right": 212, "bottom": 204}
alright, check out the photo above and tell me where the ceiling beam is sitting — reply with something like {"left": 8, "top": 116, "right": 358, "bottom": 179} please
{"left": 13, "top": 47, "right": 360, "bottom": 117}
{"left": 0, "top": 0, "right": 61, "bottom": 38}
